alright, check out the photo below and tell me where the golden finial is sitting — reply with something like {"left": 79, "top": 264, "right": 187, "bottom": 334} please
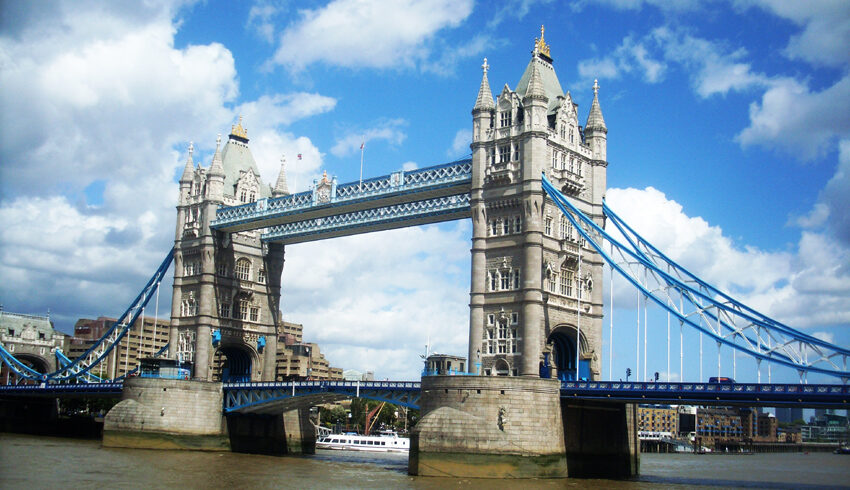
{"left": 535, "top": 24, "right": 551, "bottom": 58}
{"left": 230, "top": 115, "right": 248, "bottom": 140}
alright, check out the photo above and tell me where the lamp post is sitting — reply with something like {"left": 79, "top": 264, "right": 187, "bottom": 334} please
{"left": 476, "top": 348, "right": 481, "bottom": 375}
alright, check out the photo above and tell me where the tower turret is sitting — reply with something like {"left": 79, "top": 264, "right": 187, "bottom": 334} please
{"left": 207, "top": 134, "right": 225, "bottom": 203}
{"left": 272, "top": 155, "right": 290, "bottom": 197}
{"left": 179, "top": 142, "right": 195, "bottom": 205}
{"left": 584, "top": 79, "right": 607, "bottom": 162}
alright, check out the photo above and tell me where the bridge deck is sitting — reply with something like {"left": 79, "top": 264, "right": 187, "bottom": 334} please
{"left": 561, "top": 381, "right": 850, "bottom": 408}
{"left": 2, "top": 380, "right": 846, "bottom": 410}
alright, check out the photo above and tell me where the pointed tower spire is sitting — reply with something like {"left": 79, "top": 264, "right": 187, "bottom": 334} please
{"left": 524, "top": 55, "right": 547, "bottom": 102}
{"left": 473, "top": 58, "right": 495, "bottom": 111}
{"left": 272, "top": 155, "right": 290, "bottom": 197}
{"left": 209, "top": 134, "right": 225, "bottom": 177}
{"left": 180, "top": 142, "right": 195, "bottom": 183}
{"left": 585, "top": 79, "right": 607, "bottom": 131}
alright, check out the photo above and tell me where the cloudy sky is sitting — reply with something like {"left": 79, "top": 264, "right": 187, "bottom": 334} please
{"left": 1, "top": 0, "right": 848, "bottom": 382}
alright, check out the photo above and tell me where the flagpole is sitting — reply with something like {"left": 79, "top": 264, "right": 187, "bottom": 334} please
{"left": 359, "top": 140, "right": 365, "bottom": 192}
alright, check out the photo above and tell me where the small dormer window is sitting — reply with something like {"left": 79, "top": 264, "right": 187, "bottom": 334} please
{"left": 240, "top": 189, "right": 248, "bottom": 203}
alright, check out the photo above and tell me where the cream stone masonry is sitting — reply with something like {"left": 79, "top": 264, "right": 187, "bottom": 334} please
{"left": 469, "top": 33, "right": 607, "bottom": 380}
{"left": 172, "top": 122, "right": 288, "bottom": 382}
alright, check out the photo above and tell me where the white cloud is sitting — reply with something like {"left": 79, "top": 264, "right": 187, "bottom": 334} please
{"left": 330, "top": 119, "right": 407, "bottom": 157}
{"left": 605, "top": 186, "right": 850, "bottom": 329}
{"left": 577, "top": 35, "right": 666, "bottom": 84}
{"left": 572, "top": 0, "right": 703, "bottom": 13}
{"left": 649, "top": 27, "right": 767, "bottom": 98}
{"left": 735, "top": 0, "right": 850, "bottom": 67}
{"left": 821, "top": 139, "right": 850, "bottom": 245}
{"left": 736, "top": 76, "right": 850, "bottom": 160}
{"left": 270, "top": 0, "right": 473, "bottom": 72}
{"left": 401, "top": 161, "right": 419, "bottom": 171}
{"left": 790, "top": 202, "right": 830, "bottom": 229}
{"left": 583, "top": 24, "right": 850, "bottom": 161}
{"left": 281, "top": 222, "right": 471, "bottom": 379}
{"left": 449, "top": 128, "right": 472, "bottom": 158}
{"left": 577, "top": 57, "right": 621, "bottom": 81}
{"left": 0, "top": 2, "right": 334, "bottom": 334}
{"left": 246, "top": 1, "right": 280, "bottom": 43}
{"left": 236, "top": 93, "right": 337, "bottom": 129}
{"left": 487, "top": 0, "right": 555, "bottom": 28}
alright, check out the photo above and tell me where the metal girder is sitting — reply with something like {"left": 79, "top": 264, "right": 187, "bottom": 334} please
{"left": 222, "top": 380, "right": 422, "bottom": 413}
{"left": 261, "top": 193, "right": 470, "bottom": 244}
{"left": 561, "top": 381, "right": 850, "bottom": 408}
{"left": 541, "top": 175, "right": 850, "bottom": 381}
{"left": 0, "top": 382, "right": 124, "bottom": 397}
{"left": 0, "top": 250, "right": 174, "bottom": 383}
{"left": 211, "top": 159, "right": 472, "bottom": 233}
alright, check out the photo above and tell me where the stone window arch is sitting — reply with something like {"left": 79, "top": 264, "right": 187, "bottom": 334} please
{"left": 235, "top": 258, "right": 251, "bottom": 280}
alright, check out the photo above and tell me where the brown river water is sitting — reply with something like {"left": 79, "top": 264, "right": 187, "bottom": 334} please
{"left": 1, "top": 433, "right": 848, "bottom": 489}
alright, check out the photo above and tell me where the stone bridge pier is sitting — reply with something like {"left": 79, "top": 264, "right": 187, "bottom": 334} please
{"left": 103, "top": 378, "right": 314, "bottom": 454}
{"left": 410, "top": 376, "right": 638, "bottom": 479}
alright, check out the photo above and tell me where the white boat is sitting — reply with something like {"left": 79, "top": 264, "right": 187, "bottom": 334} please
{"left": 316, "top": 431, "right": 410, "bottom": 452}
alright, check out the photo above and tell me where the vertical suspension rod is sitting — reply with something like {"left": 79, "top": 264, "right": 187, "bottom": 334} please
{"left": 576, "top": 250, "right": 582, "bottom": 381}
{"left": 152, "top": 281, "right": 160, "bottom": 357}
{"left": 643, "top": 267, "right": 648, "bottom": 382}
{"left": 636, "top": 281, "right": 640, "bottom": 382}
{"left": 608, "top": 241, "right": 614, "bottom": 380}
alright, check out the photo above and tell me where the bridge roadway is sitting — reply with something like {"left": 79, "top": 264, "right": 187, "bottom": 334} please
{"left": 2, "top": 380, "right": 848, "bottom": 410}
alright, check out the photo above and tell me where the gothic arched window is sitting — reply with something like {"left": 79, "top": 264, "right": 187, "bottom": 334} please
{"left": 235, "top": 258, "right": 251, "bottom": 281}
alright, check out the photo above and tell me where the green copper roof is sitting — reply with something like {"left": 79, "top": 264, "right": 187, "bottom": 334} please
{"left": 515, "top": 55, "right": 564, "bottom": 113}
{"left": 220, "top": 136, "right": 270, "bottom": 198}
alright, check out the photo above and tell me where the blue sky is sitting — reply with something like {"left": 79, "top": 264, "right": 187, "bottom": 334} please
{"left": 1, "top": 0, "right": 848, "bottom": 382}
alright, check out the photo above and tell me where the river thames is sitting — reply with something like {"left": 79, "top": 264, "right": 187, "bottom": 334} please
{"left": 1, "top": 433, "right": 848, "bottom": 489}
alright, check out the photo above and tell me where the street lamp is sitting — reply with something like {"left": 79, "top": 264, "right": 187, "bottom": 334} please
{"left": 476, "top": 349, "right": 481, "bottom": 375}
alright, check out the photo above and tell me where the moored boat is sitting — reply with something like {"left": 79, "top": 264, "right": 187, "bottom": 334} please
{"left": 316, "top": 431, "right": 410, "bottom": 452}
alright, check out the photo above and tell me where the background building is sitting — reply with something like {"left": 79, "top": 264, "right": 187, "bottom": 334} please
{"left": 0, "top": 310, "right": 66, "bottom": 384}
{"left": 637, "top": 404, "right": 678, "bottom": 437}
{"left": 66, "top": 315, "right": 170, "bottom": 380}
{"left": 775, "top": 407, "right": 804, "bottom": 424}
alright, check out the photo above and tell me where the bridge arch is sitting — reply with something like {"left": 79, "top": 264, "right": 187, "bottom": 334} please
{"left": 493, "top": 358, "right": 511, "bottom": 376}
{"left": 212, "top": 343, "right": 258, "bottom": 383}
{"left": 0, "top": 352, "right": 51, "bottom": 385}
{"left": 547, "top": 324, "right": 588, "bottom": 381}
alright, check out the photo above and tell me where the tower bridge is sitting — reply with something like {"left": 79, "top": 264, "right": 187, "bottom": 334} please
{"left": 2, "top": 30, "right": 849, "bottom": 480}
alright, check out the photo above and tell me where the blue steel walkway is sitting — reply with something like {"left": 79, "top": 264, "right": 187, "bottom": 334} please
{"left": 210, "top": 159, "right": 472, "bottom": 244}
{"left": 222, "top": 380, "right": 422, "bottom": 414}
{"left": 3, "top": 380, "right": 847, "bottom": 410}
{"left": 561, "top": 381, "right": 850, "bottom": 408}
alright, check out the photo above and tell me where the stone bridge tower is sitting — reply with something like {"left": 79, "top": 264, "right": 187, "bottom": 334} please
{"left": 469, "top": 31, "right": 607, "bottom": 380}
{"left": 171, "top": 119, "right": 289, "bottom": 382}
